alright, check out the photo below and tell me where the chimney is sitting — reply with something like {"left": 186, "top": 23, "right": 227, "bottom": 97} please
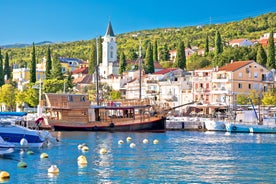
{"left": 231, "top": 60, "right": 234, "bottom": 63}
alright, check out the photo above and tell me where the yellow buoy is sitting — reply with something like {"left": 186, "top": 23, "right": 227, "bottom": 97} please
{"left": 126, "top": 137, "right": 132, "bottom": 142}
{"left": 81, "top": 146, "right": 89, "bottom": 152}
{"left": 77, "top": 155, "right": 88, "bottom": 165}
{"left": 0, "top": 171, "right": 10, "bottom": 179}
{"left": 48, "top": 165, "right": 59, "bottom": 174}
{"left": 17, "top": 161, "right": 27, "bottom": 168}
{"left": 143, "top": 139, "right": 149, "bottom": 144}
{"left": 40, "top": 153, "right": 49, "bottom": 159}
{"left": 99, "top": 148, "right": 107, "bottom": 154}
{"left": 130, "top": 143, "right": 136, "bottom": 148}
{"left": 153, "top": 139, "right": 159, "bottom": 144}
{"left": 118, "top": 140, "right": 124, "bottom": 144}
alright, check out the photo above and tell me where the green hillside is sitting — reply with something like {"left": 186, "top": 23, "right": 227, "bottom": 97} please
{"left": 2, "top": 12, "right": 276, "bottom": 70}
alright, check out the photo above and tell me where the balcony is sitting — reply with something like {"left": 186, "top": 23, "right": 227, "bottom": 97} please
{"left": 146, "top": 80, "right": 158, "bottom": 83}
{"left": 212, "top": 77, "right": 230, "bottom": 83}
{"left": 146, "top": 90, "right": 158, "bottom": 94}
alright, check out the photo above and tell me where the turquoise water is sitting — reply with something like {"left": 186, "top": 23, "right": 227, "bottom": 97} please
{"left": 1, "top": 131, "right": 276, "bottom": 183}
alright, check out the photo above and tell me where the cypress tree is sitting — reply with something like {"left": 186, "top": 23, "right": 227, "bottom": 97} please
{"left": 88, "top": 39, "right": 97, "bottom": 75}
{"left": 30, "top": 42, "right": 36, "bottom": 83}
{"left": 215, "top": 31, "right": 223, "bottom": 55}
{"left": 45, "top": 46, "right": 52, "bottom": 79}
{"left": 174, "top": 41, "right": 186, "bottom": 69}
{"left": 119, "top": 51, "right": 127, "bottom": 74}
{"left": 97, "top": 36, "right": 103, "bottom": 64}
{"left": 256, "top": 45, "right": 267, "bottom": 66}
{"left": 267, "top": 31, "right": 275, "bottom": 69}
{"left": 65, "top": 71, "right": 74, "bottom": 92}
{"left": 4, "top": 52, "right": 11, "bottom": 80}
{"left": 51, "top": 57, "right": 64, "bottom": 80}
{"left": 153, "top": 40, "right": 158, "bottom": 62}
{"left": 0, "top": 49, "right": 4, "bottom": 86}
{"left": 144, "top": 42, "right": 154, "bottom": 74}
{"left": 204, "top": 34, "right": 209, "bottom": 56}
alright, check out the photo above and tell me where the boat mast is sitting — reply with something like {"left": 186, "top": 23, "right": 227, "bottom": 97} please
{"left": 96, "top": 37, "right": 100, "bottom": 106}
{"left": 139, "top": 41, "right": 142, "bottom": 100}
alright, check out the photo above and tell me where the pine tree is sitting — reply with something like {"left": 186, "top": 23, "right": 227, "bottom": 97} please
{"left": 215, "top": 31, "right": 223, "bottom": 55}
{"left": 204, "top": 34, "right": 209, "bottom": 56}
{"left": 45, "top": 46, "right": 52, "bottom": 79}
{"left": 51, "top": 57, "right": 64, "bottom": 80}
{"left": 144, "top": 42, "right": 154, "bottom": 74}
{"left": 153, "top": 40, "right": 158, "bottom": 62}
{"left": 119, "top": 51, "right": 127, "bottom": 74}
{"left": 88, "top": 39, "right": 97, "bottom": 75}
{"left": 256, "top": 45, "right": 267, "bottom": 66}
{"left": 267, "top": 31, "right": 275, "bottom": 69}
{"left": 4, "top": 52, "right": 11, "bottom": 80}
{"left": 30, "top": 42, "right": 36, "bottom": 83}
{"left": 173, "top": 41, "right": 186, "bottom": 69}
{"left": 0, "top": 49, "right": 4, "bottom": 86}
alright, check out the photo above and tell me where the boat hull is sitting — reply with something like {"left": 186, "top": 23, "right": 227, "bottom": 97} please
{"left": 52, "top": 118, "right": 166, "bottom": 132}
{"left": 225, "top": 123, "right": 250, "bottom": 133}
{"left": 0, "top": 125, "right": 45, "bottom": 147}
{"left": 250, "top": 125, "right": 276, "bottom": 134}
{"left": 204, "top": 120, "right": 226, "bottom": 131}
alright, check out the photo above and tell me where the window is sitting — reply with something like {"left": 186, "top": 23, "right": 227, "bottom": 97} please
{"left": 238, "top": 83, "right": 242, "bottom": 88}
{"left": 80, "top": 96, "right": 85, "bottom": 102}
{"left": 254, "top": 72, "right": 258, "bottom": 78}
{"left": 248, "top": 84, "right": 251, "bottom": 89}
{"left": 110, "top": 51, "right": 113, "bottom": 58}
{"left": 254, "top": 83, "right": 258, "bottom": 90}
{"left": 68, "top": 96, "right": 73, "bottom": 102}
{"left": 239, "top": 73, "right": 242, "bottom": 78}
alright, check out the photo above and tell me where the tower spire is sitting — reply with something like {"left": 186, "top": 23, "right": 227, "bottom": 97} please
{"left": 105, "top": 21, "right": 115, "bottom": 36}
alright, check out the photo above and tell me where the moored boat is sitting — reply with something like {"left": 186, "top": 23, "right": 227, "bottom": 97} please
{"left": 0, "top": 136, "right": 14, "bottom": 155}
{"left": 0, "top": 112, "right": 58, "bottom": 147}
{"left": 45, "top": 93, "right": 166, "bottom": 132}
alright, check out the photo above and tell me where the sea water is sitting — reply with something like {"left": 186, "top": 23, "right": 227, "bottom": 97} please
{"left": 1, "top": 131, "right": 276, "bottom": 183}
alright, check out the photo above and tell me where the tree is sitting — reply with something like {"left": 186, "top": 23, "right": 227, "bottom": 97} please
{"left": 173, "top": 41, "right": 186, "bottom": 69}
{"left": 256, "top": 44, "right": 267, "bottom": 66}
{"left": 0, "top": 84, "right": 18, "bottom": 111}
{"left": 159, "top": 43, "right": 170, "bottom": 61}
{"left": 0, "top": 49, "right": 4, "bottom": 86}
{"left": 45, "top": 46, "right": 52, "bottom": 79}
{"left": 119, "top": 51, "right": 127, "bottom": 74}
{"left": 110, "top": 90, "right": 121, "bottom": 100}
{"left": 153, "top": 40, "right": 158, "bottom": 62}
{"left": 144, "top": 42, "right": 154, "bottom": 74}
{"left": 97, "top": 36, "right": 103, "bottom": 64}
{"left": 43, "top": 79, "right": 64, "bottom": 93}
{"left": 51, "top": 57, "right": 64, "bottom": 80}
{"left": 204, "top": 34, "right": 209, "bottom": 56}
{"left": 215, "top": 31, "right": 223, "bottom": 55}
{"left": 266, "top": 31, "right": 275, "bottom": 69}
{"left": 4, "top": 52, "right": 11, "bottom": 80}
{"left": 262, "top": 89, "right": 276, "bottom": 105}
{"left": 89, "top": 39, "right": 97, "bottom": 75}
{"left": 30, "top": 42, "right": 36, "bottom": 83}
{"left": 65, "top": 71, "right": 74, "bottom": 92}
{"left": 24, "top": 83, "right": 39, "bottom": 107}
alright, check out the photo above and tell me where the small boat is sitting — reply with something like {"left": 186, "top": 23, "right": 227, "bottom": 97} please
{"left": 45, "top": 93, "right": 166, "bottom": 132}
{"left": 0, "top": 136, "right": 15, "bottom": 155}
{"left": 0, "top": 113, "right": 58, "bottom": 147}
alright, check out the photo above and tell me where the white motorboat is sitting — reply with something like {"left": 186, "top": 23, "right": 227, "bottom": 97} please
{"left": 0, "top": 136, "right": 15, "bottom": 155}
{"left": 204, "top": 120, "right": 226, "bottom": 131}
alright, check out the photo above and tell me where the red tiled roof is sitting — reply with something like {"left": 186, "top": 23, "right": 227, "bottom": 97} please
{"left": 218, "top": 60, "right": 254, "bottom": 72}
{"left": 73, "top": 74, "right": 92, "bottom": 84}
{"left": 72, "top": 67, "right": 88, "bottom": 74}
{"left": 153, "top": 68, "right": 177, "bottom": 75}
{"left": 154, "top": 62, "right": 163, "bottom": 69}
{"left": 229, "top": 38, "right": 246, "bottom": 44}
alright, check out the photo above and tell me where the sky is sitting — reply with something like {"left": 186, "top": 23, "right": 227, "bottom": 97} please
{"left": 0, "top": 0, "right": 276, "bottom": 45}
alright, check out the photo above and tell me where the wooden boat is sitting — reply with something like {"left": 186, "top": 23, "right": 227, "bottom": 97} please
{"left": 44, "top": 93, "right": 166, "bottom": 132}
